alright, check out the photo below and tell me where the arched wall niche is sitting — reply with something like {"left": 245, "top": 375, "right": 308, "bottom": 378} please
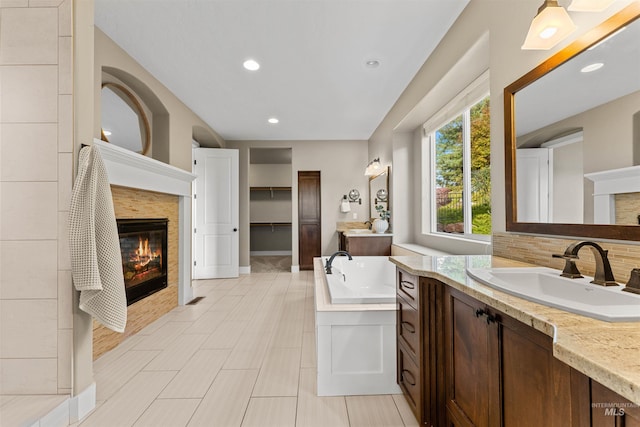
{"left": 102, "top": 66, "right": 171, "bottom": 163}
{"left": 193, "top": 125, "right": 222, "bottom": 148}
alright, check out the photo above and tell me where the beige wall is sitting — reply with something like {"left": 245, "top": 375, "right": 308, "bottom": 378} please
{"left": 228, "top": 140, "right": 370, "bottom": 268}
{"left": 94, "top": 28, "right": 225, "bottom": 170}
{"left": 370, "top": 0, "right": 638, "bottom": 255}
{"left": 0, "top": 0, "right": 74, "bottom": 395}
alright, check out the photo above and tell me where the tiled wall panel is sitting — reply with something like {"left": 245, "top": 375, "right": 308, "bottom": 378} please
{"left": 0, "top": 1, "right": 73, "bottom": 395}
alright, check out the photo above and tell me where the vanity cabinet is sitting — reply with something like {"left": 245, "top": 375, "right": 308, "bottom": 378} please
{"left": 396, "top": 269, "right": 445, "bottom": 426}
{"left": 396, "top": 268, "right": 592, "bottom": 427}
{"left": 338, "top": 232, "right": 392, "bottom": 256}
{"left": 444, "top": 286, "right": 585, "bottom": 427}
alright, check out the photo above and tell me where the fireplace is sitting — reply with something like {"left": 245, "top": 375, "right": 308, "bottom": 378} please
{"left": 117, "top": 218, "right": 168, "bottom": 305}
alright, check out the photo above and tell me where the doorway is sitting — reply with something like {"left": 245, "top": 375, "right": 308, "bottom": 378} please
{"left": 249, "top": 148, "right": 293, "bottom": 273}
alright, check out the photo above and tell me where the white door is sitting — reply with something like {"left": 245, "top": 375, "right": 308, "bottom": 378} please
{"left": 516, "top": 148, "right": 552, "bottom": 223}
{"left": 193, "top": 148, "right": 239, "bottom": 279}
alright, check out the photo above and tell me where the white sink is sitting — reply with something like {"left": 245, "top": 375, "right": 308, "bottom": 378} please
{"left": 346, "top": 229, "right": 373, "bottom": 234}
{"left": 466, "top": 267, "right": 640, "bottom": 322}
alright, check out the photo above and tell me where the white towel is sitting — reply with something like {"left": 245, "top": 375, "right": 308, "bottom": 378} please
{"left": 68, "top": 146, "right": 127, "bottom": 333}
{"left": 340, "top": 199, "right": 351, "bottom": 213}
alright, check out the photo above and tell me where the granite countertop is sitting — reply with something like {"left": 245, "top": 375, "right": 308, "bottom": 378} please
{"left": 389, "top": 255, "right": 640, "bottom": 406}
{"left": 336, "top": 222, "right": 393, "bottom": 236}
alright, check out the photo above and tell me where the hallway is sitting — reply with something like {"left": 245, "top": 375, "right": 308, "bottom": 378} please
{"left": 77, "top": 271, "right": 417, "bottom": 426}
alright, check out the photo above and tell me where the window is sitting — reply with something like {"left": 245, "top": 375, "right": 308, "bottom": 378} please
{"left": 427, "top": 94, "right": 491, "bottom": 239}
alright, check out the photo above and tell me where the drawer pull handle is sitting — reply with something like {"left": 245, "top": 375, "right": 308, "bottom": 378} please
{"left": 401, "top": 369, "right": 416, "bottom": 386}
{"left": 400, "top": 280, "right": 415, "bottom": 290}
{"left": 475, "top": 308, "right": 497, "bottom": 324}
{"left": 401, "top": 321, "right": 416, "bottom": 334}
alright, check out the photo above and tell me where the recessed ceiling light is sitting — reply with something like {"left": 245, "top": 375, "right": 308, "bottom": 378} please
{"left": 268, "top": 117, "right": 279, "bottom": 124}
{"left": 581, "top": 63, "right": 604, "bottom": 73}
{"left": 365, "top": 59, "right": 380, "bottom": 68}
{"left": 243, "top": 59, "right": 260, "bottom": 71}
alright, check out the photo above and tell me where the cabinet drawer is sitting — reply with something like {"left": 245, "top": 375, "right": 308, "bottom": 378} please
{"left": 398, "top": 296, "right": 421, "bottom": 357}
{"left": 397, "top": 269, "right": 419, "bottom": 308}
{"left": 398, "top": 343, "right": 422, "bottom": 418}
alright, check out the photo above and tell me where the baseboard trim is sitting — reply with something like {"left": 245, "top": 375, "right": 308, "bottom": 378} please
{"left": 69, "top": 382, "right": 96, "bottom": 423}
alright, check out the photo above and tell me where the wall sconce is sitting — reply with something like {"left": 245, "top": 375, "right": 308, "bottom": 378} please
{"left": 522, "top": 0, "right": 577, "bottom": 50}
{"left": 364, "top": 158, "right": 382, "bottom": 176}
{"left": 568, "top": 0, "right": 615, "bottom": 12}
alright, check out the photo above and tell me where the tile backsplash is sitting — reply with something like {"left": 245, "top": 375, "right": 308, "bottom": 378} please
{"left": 492, "top": 232, "right": 640, "bottom": 284}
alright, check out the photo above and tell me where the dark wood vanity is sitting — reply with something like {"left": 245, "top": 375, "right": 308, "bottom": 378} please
{"left": 338, "top": 231, "right": 392, "bottom": 256}
{"left": 395, "top": 266, "right": 640, "bottom": 427}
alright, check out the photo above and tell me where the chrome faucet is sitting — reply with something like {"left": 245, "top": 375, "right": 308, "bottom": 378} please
{"left": 552, "top": 241, "right": 618, "bottom": 286}
{"left": 325, "top": 250, "right": 352, "bottom": 274}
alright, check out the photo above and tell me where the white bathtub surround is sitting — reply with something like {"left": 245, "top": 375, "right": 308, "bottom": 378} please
{"left": 324, "top": 256, "right": 396, "bottom": 304}
{"left": 314, "top": 258, "right": 401, "bottom": 396}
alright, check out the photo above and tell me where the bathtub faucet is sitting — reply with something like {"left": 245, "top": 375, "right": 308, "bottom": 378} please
{"left": 325, "top": 251, "right": 352, "bottom": 274}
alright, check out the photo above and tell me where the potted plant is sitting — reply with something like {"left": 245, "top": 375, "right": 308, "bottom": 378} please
{"left": 373, "top": 205, "right": 390, "bottom": 233}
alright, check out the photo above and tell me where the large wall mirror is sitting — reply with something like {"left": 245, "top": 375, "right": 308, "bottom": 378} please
{"left": 504, "top": 3, "right": 640, "bottom": 241}
{"left": 101, "top": 82, "right": 151, "bottom": 155}
{"left": 369, "top": 166, "right": 389, "bottom": 219}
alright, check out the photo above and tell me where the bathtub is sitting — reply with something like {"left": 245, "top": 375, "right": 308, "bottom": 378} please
{"left": 324, "top": 256, "right": 396, "bottom": 304}
{"left": 314, "top": 257, "right": 401, "bottom": 396}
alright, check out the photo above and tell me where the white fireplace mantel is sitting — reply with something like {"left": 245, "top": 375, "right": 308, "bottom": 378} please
{"left": 585, "top": 165, "right": 640, "bottom": 224}
{"left": 92, "top": 138, "right": 195, "bottom": 196}
{"left": 92, "top": 138, "right": 196, "bottom": 304}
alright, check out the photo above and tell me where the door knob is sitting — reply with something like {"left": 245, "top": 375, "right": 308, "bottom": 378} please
{"left": 233, "top": 228, "right": 238, "bottom": 232}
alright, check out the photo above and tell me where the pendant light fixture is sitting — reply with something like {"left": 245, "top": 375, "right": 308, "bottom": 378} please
{"left": 522, "top": 0, "right": 577, "bottom": 50}
{"left": 568, "top": 0, "right": 615, "bottom": 12}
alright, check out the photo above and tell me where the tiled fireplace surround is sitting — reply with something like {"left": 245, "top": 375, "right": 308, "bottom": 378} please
{"left": 95, "top": 186, "right": 179, "bottom": 360}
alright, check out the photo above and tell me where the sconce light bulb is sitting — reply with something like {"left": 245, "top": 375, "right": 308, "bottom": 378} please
{"left": 540, "top": 26, "right": 558, "bottom": 39}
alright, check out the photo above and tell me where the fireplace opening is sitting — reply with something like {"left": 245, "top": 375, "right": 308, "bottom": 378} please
{"left": 117, "top": 218, "right": 168, "bottom": 305}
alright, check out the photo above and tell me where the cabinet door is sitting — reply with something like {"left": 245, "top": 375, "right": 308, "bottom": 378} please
{"left": 298, "top": 171, "right": 321, "bottom": 270}
{"left": 500, "top": 314, "right": 575, "bottom": 427}
{"left": 591, "top": 380, "right": 640, "bottom": 427}
{"left": 444, "top": 288, "right": 499, "bottom": 427}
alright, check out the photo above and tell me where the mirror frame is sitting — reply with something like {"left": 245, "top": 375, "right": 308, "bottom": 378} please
{"left": 504, "top": 3, "right": 640, "bottom": 242}
{"left": 369, "top": 166, "right": 390, "bottom": 219}
{"left": 101, "top": 82, "right": 151, "bottom": 155}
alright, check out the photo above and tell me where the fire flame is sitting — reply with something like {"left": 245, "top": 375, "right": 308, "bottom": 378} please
{"left": 131, "top": 237, "right": 161, "bottom": 270}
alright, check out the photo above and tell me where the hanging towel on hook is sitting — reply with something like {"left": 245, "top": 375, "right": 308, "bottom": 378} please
{"left": 340, "top": 198, "right": 351, "bottom": 213}
{"left": 68, "top": 145, "right": 127, "bottom": 333}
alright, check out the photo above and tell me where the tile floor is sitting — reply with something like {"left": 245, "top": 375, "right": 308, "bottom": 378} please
{"left": 77, "top": 271, "right": 418, "bottom": 426}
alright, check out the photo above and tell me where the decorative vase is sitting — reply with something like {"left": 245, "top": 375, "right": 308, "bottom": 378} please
{"left": 373, "top": 218, "right": 389, "bottom": 234}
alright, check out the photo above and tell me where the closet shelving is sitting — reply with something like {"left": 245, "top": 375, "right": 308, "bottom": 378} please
{"left": 249, "top": 186, "right": 292, "bottom": 254}
{"left": 249, "top": 187, "right": 292, "bottom": 227}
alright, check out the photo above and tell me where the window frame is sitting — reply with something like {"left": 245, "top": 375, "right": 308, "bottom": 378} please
{"left": 422, "top": 74, "right": 491, "bottom": 243}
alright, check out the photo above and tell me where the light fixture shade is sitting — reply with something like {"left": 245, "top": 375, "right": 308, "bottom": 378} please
{"left": 522, "top": 0, "right": 577, "bottom": 50}
{"left": 568, "top": 0, "right": 615, "bottom": 12}
{"left": 364, "top": 158, "right": 382, "bottom": 176}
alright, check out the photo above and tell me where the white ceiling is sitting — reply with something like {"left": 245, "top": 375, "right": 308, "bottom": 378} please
{"left": 94, "top": 0, "right": 469, "bottom": 142}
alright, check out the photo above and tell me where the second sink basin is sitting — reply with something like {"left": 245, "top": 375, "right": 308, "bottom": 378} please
{"left": 465, "top": 267, "right": 640, "bottom": 322}
{"left": 346, "top": 229, "right": 373, "bottom": 234}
